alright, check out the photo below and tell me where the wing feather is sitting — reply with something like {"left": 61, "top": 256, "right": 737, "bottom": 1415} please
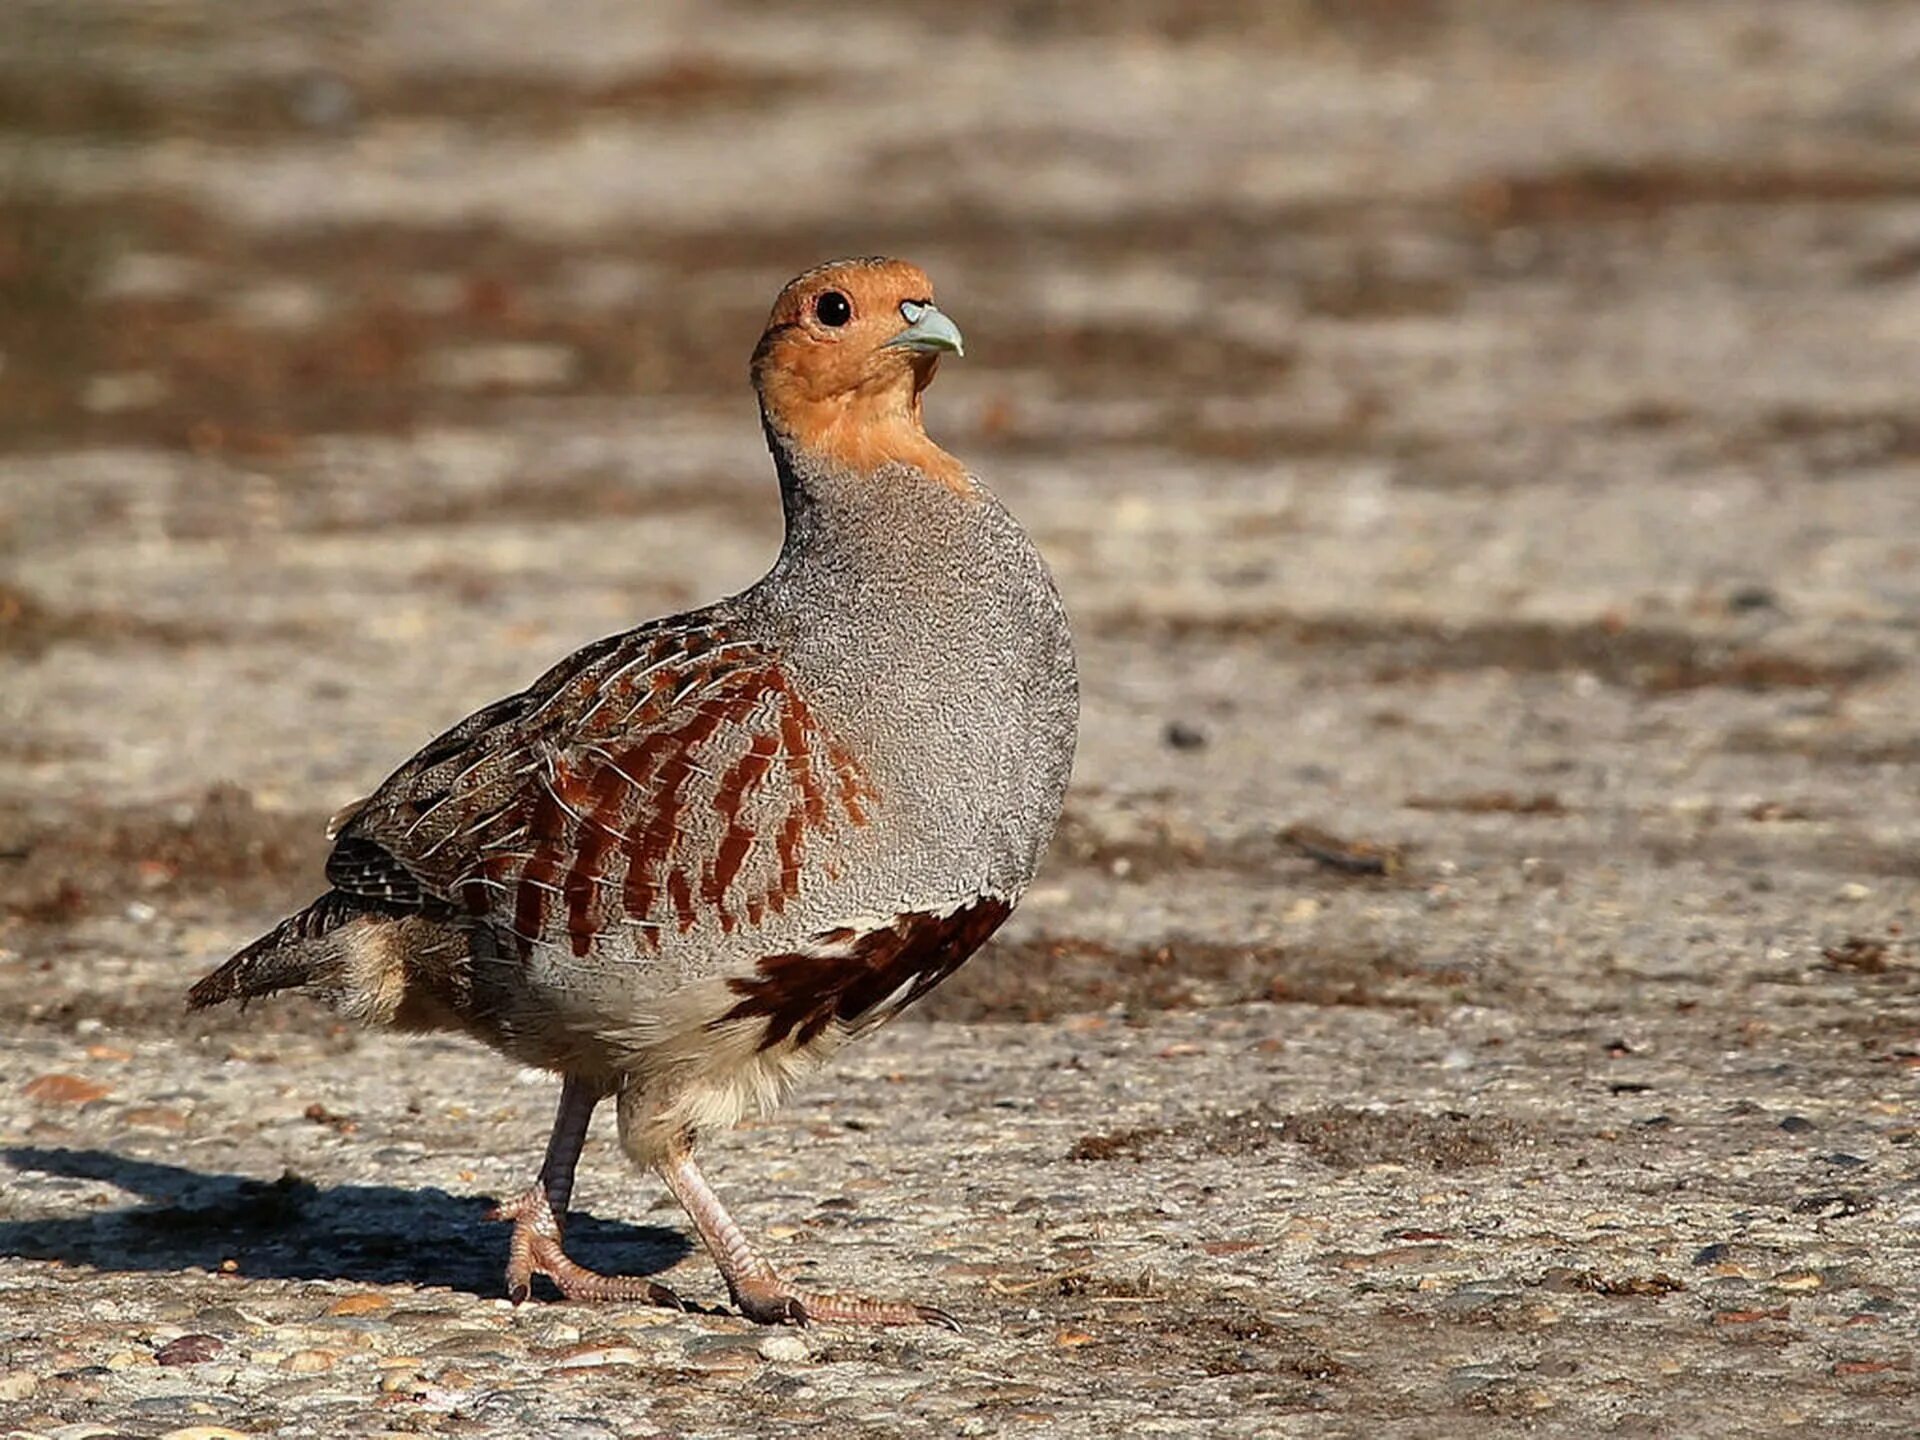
{"left": 327, "top": 612, "right": 876, "bottom": 961}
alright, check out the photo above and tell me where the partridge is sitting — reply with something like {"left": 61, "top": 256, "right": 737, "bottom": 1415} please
{"left": 189, "top": 258, "right": 1079, "bottom": 1328}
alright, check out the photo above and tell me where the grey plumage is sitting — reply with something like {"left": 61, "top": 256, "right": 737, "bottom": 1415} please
{"left": 189, "top": 256, "right": 1077, "bottom": 1326}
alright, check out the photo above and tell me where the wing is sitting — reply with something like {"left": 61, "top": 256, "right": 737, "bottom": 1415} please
{"left": 327, "top": 612, "right": 878, "bottom": 960}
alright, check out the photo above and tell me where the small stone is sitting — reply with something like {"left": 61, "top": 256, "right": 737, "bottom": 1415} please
{"left": 22, "top": 1073, "right": 111, "bottom": 1105}
{"left": 1779, "top": 1115, "right": 1817, "bottom": 1134}
{"left": 326, "top": 1293, "right": 391, "bottom": 1317}
{"left": 552, "top": 1344, "right": 649, "bottom": 1369}
{"left": 154, "top": 1334, "right": 223, "bottom": 1366}
{"left": 158, "top": 1430, "right": 254, "bottom": 1440}
{"left": 1163, "top": 720, "right": 1208, "bottom": 751}
{"left": 682, "top": 1335, "right": 763, "bottom": 1374}
{"left": 757, "top": 1332, "right": 811, "bottom": 1363}
{"left": 1051, "top": 1328, "right": 1094, "bottom": 1349}
{"left": 1772, "top": 1271, "right": 1823, "bottom": 1292}
{"left": 0, "top": 1371, "right": 38, "bottom": 1400}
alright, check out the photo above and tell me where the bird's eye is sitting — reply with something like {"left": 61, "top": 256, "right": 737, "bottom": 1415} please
{"left": 814, "top": 290, "right": 852, "bottom": 327}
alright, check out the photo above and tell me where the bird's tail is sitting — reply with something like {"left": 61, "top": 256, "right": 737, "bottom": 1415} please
{"left": 188, "top": 890, "right": 364, "bottom": 1009}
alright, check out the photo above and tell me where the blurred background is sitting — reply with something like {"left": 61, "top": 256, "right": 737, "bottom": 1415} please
{"left": 3, "top": 2, "right": 1920, "bottom": 1433}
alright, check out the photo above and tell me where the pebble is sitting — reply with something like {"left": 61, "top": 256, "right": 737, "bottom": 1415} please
{"left": 21, "top": 1074, "right": 111, "bottom": 1105}
{"left": 0, "top": 1371, "right": 39, "bottom": 1400}
{"left": 1162, "top": 720, "right": 1208, "bottom": 751}
{"left": 757, "top": 1332, "right": 811, "bottom": 1363}
{"left": 154, "top": 1334, "right": 223, "bottom": 1366}
{"left": 682, "top": 1335, "right": 763, "bottom": 1374}
{"left": 327, "top": 1293, "right": 392, "bottom": 1316}
{"left": 552, "top": 1344, "right": 650, "bottom": 1369}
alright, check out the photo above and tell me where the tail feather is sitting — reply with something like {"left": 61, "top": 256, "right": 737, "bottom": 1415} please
{"left": 189, "top": 890, "right": 364, "bottom": 1009}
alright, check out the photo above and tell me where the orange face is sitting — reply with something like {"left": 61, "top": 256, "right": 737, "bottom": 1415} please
{"left": 752, "top": 258, "right": 970, "bottom": 493}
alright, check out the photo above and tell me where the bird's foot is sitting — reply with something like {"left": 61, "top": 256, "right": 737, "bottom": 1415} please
{"left": 488, "top": 1185, "right": 684, "bottom": 1309}
{"left": 729, "top": 1272, "right": 958, "bottom": 1330}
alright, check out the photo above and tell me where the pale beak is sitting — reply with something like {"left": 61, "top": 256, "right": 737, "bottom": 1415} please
{"left": 885, "top": 299, "right": 964, "bottom": 357}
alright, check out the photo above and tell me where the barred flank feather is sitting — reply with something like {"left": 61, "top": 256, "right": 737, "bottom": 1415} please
{"left": 187, "top": 890, "right": 365, "bottom": 1009}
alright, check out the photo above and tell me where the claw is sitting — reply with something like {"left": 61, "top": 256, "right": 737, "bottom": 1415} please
{"left": 917, "top": 1304, "right": 962, "bottom": 1332}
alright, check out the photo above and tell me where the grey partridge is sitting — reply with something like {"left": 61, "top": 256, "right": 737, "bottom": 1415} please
{"left": 189, "top": 258, "right": 1079, "bottom": 1328}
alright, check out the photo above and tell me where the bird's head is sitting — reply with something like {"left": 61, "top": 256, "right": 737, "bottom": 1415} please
{"left": 751, "top": 257, "right": 969, "bottom": 494}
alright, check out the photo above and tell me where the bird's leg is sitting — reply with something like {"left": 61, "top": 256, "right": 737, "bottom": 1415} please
{"left": 655, "top": 1147, "right": 957, "bottom": 1330}
{"left": 489, "top": 1075, "right": 683, "bottom": 1308}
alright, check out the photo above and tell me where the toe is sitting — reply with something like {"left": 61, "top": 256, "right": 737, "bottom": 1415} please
{"left": 730, "top": 1278, "right": 953, "bottom": 1329}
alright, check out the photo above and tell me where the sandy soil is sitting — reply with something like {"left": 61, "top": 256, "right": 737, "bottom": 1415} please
{"left": 3, "top": 2, "right": 1919, "bottom": 1435}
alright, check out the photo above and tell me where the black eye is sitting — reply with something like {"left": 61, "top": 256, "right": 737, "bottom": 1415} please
{"left": 814, "top": 290, "right": 852, "bottom": 327}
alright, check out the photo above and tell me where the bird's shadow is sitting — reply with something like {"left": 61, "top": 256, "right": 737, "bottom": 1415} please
{"left": 0, "top": 1146, "right": 692, "bottom": 1298}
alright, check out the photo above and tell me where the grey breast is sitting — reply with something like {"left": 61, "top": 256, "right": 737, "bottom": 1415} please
{"left": 737, "top": 461, "right": 1079, "bottom": 921}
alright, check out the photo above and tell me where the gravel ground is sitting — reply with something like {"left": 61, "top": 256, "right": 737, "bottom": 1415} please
{"left": 3, "top": 2, "right": 1919, "bottom": 1435}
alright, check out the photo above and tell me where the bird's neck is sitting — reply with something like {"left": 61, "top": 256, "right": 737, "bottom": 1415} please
{"left": 755, "top": 361, "right": 973, "bottom": 504}
{"left": 761, "top": 416, "right": 971, "bottom": 557}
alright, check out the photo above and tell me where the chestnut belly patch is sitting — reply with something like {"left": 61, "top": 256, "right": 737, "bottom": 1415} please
{"left": 715, "top": 898, "right": 1012, "bottom": 1050}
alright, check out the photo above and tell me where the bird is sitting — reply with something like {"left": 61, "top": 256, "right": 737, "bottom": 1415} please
{"left": 188, "top": 257, "right": 1079, "bottom": 1328}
